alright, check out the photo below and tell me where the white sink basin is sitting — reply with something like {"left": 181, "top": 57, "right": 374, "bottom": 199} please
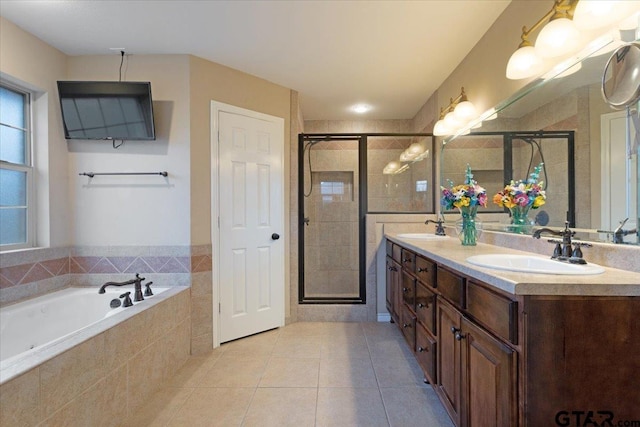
{"left": 466, "top": 254, "right": 605, "bottom": 275}
{"left": 397, "top": 233, "right": 450, "bottom": 240}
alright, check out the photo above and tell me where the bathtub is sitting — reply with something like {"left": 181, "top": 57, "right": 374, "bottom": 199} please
{"left": 0, "top": 285, "right": 183, "bottom": 384}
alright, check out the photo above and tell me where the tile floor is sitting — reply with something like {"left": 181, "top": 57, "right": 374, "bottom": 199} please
{"left": 122, "top": 322, "right": 454, "bottom": 427}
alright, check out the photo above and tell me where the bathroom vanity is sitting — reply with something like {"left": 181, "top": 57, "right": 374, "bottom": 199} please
{"left": 385, "top": 233, "right": 640, "bottom": 427}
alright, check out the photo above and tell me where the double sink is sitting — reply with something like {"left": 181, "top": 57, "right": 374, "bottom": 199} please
{"left": 396, "top": 233, "right": 605, "bottom": 275}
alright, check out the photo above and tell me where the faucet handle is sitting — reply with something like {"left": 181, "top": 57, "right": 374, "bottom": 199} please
{"left": 144, "top": 281, "right": 154, "bottom": 297}
{"left": 120, "top": 292, "right": 133, "bottom": 307}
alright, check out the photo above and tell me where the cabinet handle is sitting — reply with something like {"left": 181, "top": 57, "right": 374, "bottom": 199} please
{"left": 417, "top": 267, "right": 428, "bottom": 273}
{"left": 417, "top": 346, "right": 427, "bottom": 353}
{"left": 451, "top": 326, "right": 460, "bottom": 334}
{"left": 403, "top": 323, "right": 411, "bottom": 329}
{"left": 417, "top": 302, "right": 427, "bottom": 309}
{"left": 403, "top": 287, "right": 409, "bottom": 293}
{"left": 455, "top": 332, "right": 466, "bottom": 341}
{"left": 387, "top": 266, "right": 397, "bottom": 272}
{"left": 403, "top": 258, "right": 412, "bottom": 263}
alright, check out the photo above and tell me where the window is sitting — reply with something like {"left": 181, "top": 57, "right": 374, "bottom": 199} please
{"left": 0, "top": 84, "right": 33, "bottom": 249}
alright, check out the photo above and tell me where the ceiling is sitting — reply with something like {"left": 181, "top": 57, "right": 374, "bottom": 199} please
{"left": 0, "top": 0, "right": 511, "bottom": 120}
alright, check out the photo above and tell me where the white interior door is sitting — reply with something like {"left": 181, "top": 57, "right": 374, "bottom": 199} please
{"left": 212, "top": 102, "right": 285, "bottom": 344}
{"left": 601, "top": 110, "right": 638, "bottom": 242}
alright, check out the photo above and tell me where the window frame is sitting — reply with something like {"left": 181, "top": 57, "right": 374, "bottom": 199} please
{"left": 0, "top": 82, "right": 35, "bottom": 251}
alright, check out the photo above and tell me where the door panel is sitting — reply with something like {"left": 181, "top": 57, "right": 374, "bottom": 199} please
{"left": 217, "top": 106, "right": 284, "bottom": 343}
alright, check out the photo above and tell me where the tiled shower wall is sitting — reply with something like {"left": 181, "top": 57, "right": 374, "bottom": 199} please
{"left": 0, "top": 244, "right": 213, "bottom": 353}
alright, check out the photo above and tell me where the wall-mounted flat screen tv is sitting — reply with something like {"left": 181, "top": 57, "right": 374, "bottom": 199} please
{"left": 57, "top": 81, "right": 156, "bottom": 140}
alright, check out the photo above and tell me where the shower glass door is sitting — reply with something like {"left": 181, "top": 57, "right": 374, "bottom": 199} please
{"left": 299, "top": 136, "right": 363, "bottom": 303}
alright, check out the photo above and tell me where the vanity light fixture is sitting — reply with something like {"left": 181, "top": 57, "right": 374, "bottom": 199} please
{"left": 506, "top": 0, "right": 640, "bottom": 80}
{"left": 433, "top": 87, "right": 479, "bottom": 136}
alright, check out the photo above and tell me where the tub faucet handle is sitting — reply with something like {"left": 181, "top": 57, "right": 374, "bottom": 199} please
{"left": 144, "top": 281, "right": 154, "bottom": 297}
{"left": 119, "top": 292, "right": 133, "bottom": 307}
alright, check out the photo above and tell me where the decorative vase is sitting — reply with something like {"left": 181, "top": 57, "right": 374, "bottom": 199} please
{"left": 509, "top": 204, "right": 533, "bottom": 234}
{"left": 456, "top": 206, "right": 481, "bottom": 246}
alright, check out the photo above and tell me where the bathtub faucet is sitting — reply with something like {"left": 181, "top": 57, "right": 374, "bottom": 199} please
{"left": 99, "top": 273, "right": 146, "bottom": 302}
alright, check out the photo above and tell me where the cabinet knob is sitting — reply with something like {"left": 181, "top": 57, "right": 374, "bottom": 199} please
{"left": 403, "top": 323, "right": 411, "bottom": 329}
{"left": 387, "top": 266, "right": 397, "bottom": 272}
{"left": 417, "top": 346, "right": 427, "bottom": 353}
{"left": 403, "top": 258, "right": 411, "bottom": 263}
{"left": 417, "top": 302, "right": 427, "bottom": 309}
{"left": 403, "top": 287, "right": 409, "bottom": 293}
{"left": 417, "top": 267, "right": 428, "bottom": 273}
{"left": 451, "top": 326, "right": 460, "bottom": 334}
{"left": 455, "top": 332, "right": 466, "bottom": 341}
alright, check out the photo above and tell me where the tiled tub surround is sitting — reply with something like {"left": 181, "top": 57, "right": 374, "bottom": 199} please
{"left": 0, "top": 286, "right": 190, "bottom": 427}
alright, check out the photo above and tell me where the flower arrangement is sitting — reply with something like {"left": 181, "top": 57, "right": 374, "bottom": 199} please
{"left": 492, "top": 163, "right": 546, "bottom": 210}
{"left": 440, "top": 164, "right": 488, "bottom": 211}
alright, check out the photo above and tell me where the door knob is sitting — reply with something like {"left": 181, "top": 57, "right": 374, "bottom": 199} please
{"left": 271, "top": 233, "right": 280, "bottom": 240}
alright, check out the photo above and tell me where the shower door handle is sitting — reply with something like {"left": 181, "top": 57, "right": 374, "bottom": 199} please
{"left": 271, "top": 233, "right": 280, "bottom": 240}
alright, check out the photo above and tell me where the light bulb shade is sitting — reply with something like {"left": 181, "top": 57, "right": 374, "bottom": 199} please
{"left": 433, "top": 119, "right": 451, "bottom": 136}
{"left": 506, "top": 45, "right": 544, "bottom": 79}
{"left": 399, "top": 150, "right": 415, "bottom": 162}
{"left": 453, "top": 100, "right": 477, "bottom": 121}
{"left": 383, "top": 160, "right": 402, "bottom": 174}
{"left": 443, "top": 111, "right": 462, "bottom": 128}
{"left": 535, "top": 18, "right": 581, "bottom": 58}
{"left": 573, "top": 1, "right": 630, "bottom": 30}
{"left": 408, "top": 142, "right": 425, "bottom": 155}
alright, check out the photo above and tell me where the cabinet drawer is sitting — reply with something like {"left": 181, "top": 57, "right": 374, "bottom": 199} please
{"left": 415, "top": 255, "right": 436, "bottom": 287}
{"left": 392, "top": 243, "right": 402, "bottom": 263}
{"left": 401, "top": 272, "right": 416, "bottom": 309}
{"left": 466, "top": 281, "right": 518, "bottom": 344}
{"left": 386, "top": 240, "right": 394, "bottom": 258}
{"left": 401, "top": 249, "right": 416, "bottom": 273}
{"left": 416, "top": 323, "right": 437, "bottom": 384}
{"left": 415, "top": 282, "right": 436, "bottom": 335}
{"left": 400, "top": 306, "right": 416, "bottom": 351}
{"left": 437, "top": 267, "right": 465, "bottom": 308}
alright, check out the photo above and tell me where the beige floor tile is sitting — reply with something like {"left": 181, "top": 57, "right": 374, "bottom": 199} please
{"left": 199, "top": 356, "right": 267, "bottom": 388}
{"left": 121, "top": 387, "right": 195, "bottom": 427}
{"left": 271, "top": 335, "right": 323, "bottom": 358}
{"left": 165, "top": 387, "right": 254, "bottom": 427}
{"left": 278, "top": 321, "right": 329, "bottom": 337}
{"left": 316, "top": 387, "right": 389, "bottom": 427}
{"left": 372, "top": 356, "right": 427, "bottom": 388}
{"left": 367, "top": 335, "right": 415, "bottom": 361}
{"left": 242, "top": 387, "right": 317, "bottom": 427}
{"left": 259, "top": 357, "right": 320, "bottom": 388}
{"left": 320, "top": 334, "right": 370, "bottom": 359}
{"left": 221, "top": 328, "right": 280, "bottom": 355}
{"left": 381, "top": 386, "right": 455, "bottom": 427}
{"left": 318, "top": 357, "right": 378, "bottom": 388}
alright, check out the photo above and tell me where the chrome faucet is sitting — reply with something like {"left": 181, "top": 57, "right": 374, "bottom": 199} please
{"left": 425, "top": 217, "right": 446, "bottom": 236}
{"left": 99, "top": 273, "right": 146, "bottom": 302}
{"left": 532, "top": 221, "right": 590, "bottom": 263}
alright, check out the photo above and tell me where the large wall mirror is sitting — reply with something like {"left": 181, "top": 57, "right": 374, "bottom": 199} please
{"left": 441, "top": 37, "right": 639, "bottom": 245}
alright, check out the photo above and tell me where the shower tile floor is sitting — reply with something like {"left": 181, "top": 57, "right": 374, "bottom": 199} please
{"left": 123, "top": 322, "right": 454, "bottom": 427}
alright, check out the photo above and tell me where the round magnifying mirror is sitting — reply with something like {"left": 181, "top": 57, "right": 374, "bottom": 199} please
{"left": 602, "top": 42, "right": 640, "bottom": 110}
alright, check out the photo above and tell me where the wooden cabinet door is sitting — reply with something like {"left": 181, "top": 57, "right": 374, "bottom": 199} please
{"left": 460, "top": 318, "right": 517, "bottom": 427}
{"left": 437, "top": 298, "right": 461, "bottom": 426}
{"left": 385, "top": 257, "right": 400, "bottom": 321}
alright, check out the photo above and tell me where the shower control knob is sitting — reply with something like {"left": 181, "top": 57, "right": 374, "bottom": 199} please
{"left": 271, "top": 233, "right": 280, "bottom": 240}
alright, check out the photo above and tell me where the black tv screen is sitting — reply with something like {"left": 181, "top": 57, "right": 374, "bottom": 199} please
{"left": 57, "top": 81, "right": 156, "bottom": 140}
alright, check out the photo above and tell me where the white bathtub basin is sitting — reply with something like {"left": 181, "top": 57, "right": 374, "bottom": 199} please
{"left": 397, "top": 233, "right": 450, "bottom": 240}
{"left": 466, "top": 254, "right": 605, "bottom": 275}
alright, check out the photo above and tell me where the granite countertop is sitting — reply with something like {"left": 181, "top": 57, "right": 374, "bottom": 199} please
{"left": 385, "top": 232, "right": 640, "bottom": 297}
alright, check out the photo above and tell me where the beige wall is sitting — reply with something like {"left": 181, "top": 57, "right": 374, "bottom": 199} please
{"left": 0, "top": 16, "right": 69, "bottom": 247}
{"left": 188, "top": 56, "right": 292, "bottom": 247}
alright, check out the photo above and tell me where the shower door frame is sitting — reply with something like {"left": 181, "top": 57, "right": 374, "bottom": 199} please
{"left": 298, "top": 132, "right": 435, "bottom": 304}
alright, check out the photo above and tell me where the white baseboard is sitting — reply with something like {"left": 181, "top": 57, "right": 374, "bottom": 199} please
{"left": 377, "top": 313, "right": 391, "bottom": 323}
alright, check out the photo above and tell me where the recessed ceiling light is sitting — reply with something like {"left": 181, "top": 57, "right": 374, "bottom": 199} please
{"left": 351, "top": 104, "right": 371, "bottom": 114}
